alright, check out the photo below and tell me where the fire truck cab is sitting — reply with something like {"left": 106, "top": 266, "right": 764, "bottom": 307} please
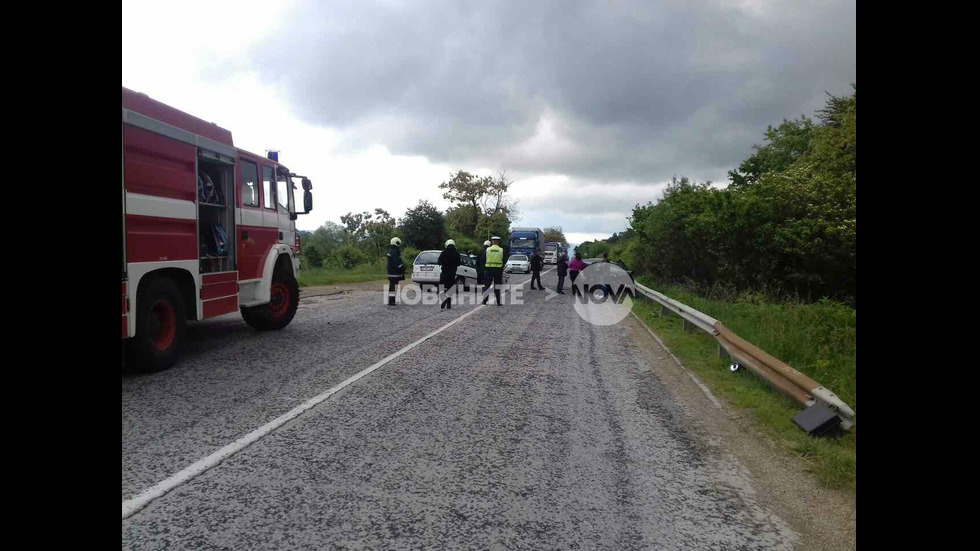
{"left": 122, "top": 87, "right": 313, "bottom": 372}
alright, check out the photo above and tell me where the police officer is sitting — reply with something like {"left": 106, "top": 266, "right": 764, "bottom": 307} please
{"left": 386, "top": 237, "right": 405, "bottom": 306}
{"left": 482, "top": 236, "right": 504, "bottom": 305}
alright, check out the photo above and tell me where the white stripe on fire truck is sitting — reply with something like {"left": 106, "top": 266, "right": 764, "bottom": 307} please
{"left": 125, "top": 193, "right": 196, "bottom": 220}
{"left": 237, "top": 208, "right": 281, "bottom": 228}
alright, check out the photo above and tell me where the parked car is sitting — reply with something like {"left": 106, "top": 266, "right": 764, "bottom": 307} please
{"left": 582, "top": 258, "right": 635, "bottom": 282}
{"left": 412, "top": 250, "right": 480, "bottom": 290}
{"left": 505, "top": 254, "right": 530, "bottom": 274}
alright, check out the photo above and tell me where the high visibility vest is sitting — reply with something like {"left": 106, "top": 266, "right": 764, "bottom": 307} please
{"left": 485, "top": 245, "right": 504, "bottom": 268}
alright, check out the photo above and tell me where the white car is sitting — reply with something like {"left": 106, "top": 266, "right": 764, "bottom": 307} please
{"left": 412, "top": 250, "right": 480, "bottom": 291}
{"left": 505, "top": 254, "right": 530, "bottom": 274}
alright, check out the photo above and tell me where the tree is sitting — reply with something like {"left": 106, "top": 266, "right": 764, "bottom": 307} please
{"left": 816, "top": 84, "right": 856, "bottom": 128}
{"left": 445, "top": 204, "right": 480, "bottom": 237}
{"left": 302, "top": 243, "right": 325, "bottom": 268}
{"left": 625, "top": 85, "right": 856, "bottom": 302}
{"left": 300, "top": 222, "right": 344, "bottom": 268}
{"left": 362, "top": 208, "right": 397, "bottom": 259}
{"left": 339, "top": 209, "right": 396, "bottom": 259}
{"left": 439, "top": 170, "right": 518, "bottom": 239}
{"left": 340, "top": 211, "right": 369, "bottom": 240}
{"left": 728, "top": 116, "right": 815, "bottom": 188}
{"left": 439, "top": 171, "right": 487, "bottom": 232}
{"left": 335, "top": 243, "right": 369, "bottom": 269}
{"left": 576, "top": 239, "right": 610, "bottom": 259}
{"left": 474, "top": 210, "right": 511, "bottom": 243}
{"left": 480, "top": 171, "right": 515, "bottom": 216}
{"left": 543, "top": 227, "right": 567, "bottom": 244}
{"left": 400, "top": 200, "right": 446, "bottom": 250}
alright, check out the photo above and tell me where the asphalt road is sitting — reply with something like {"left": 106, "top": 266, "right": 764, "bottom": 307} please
{"left": 122, "top": 270, "right": 799, "bottom": 549}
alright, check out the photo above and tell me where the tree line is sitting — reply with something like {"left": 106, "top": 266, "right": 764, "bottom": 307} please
{"left": 580, "top": 85, "right": 856, "bottom": 304}
{"left": 298, "top": 167, "right": 570, "bottom": 269}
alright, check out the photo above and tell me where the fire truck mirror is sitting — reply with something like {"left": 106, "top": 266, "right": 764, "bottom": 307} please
{"left": 303, "top": 190, "right": 313, "bottom": 213}
{"left": 302, "top": 178, "right": 312, "bottom": 191}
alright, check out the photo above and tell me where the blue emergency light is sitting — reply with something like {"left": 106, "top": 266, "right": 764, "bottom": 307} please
{"left": 267, "top": 150, "right": 279, "bottom": 162}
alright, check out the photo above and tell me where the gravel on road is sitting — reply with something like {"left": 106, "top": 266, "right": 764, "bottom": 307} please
{"left": 122, "top": 271, "right": 827, "bottom": 549}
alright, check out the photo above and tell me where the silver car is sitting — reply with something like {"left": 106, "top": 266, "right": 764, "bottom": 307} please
{"left": 505, "top": 254, "right": 530, "bottom": 274}
{"left": 412, "top": 250, "right": 480, "bottom": 291}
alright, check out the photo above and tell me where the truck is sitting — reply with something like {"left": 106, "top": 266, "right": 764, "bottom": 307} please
{"left": 508, "top": 227, "right": 544, "bottom": 259}
{"left": 122, "top": 87, "right": 314, "bottom": 372}
{"left": 543, "top": 242, "right": 560, "bottom": 264}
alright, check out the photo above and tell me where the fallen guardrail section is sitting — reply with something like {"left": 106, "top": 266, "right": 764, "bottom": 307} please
{"left": 633, "top": 282, "right": 854, "bottom": 433}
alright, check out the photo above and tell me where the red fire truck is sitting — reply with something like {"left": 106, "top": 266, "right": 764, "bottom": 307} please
{"left": 122, "top": 87, "right": 314, "bottom": 372}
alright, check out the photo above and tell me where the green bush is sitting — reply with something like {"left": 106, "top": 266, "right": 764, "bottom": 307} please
{"left": 447, "top": 234, "right": 480, "bottom": 256}
{"left": 334, "top": 244, "right": 370, "bottom": 269}
{"left": 300, "top": 242, "right": 325, "bottom": 268}
{"left": 576, "top": 240, "right": 610, "bottom": 259}
{"left": 401, "top": 246, "right": 421, "bottom": 272}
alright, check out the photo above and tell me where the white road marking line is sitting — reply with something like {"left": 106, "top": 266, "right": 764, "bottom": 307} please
{"left": 124, "top": 267, "right": 559, "bottom": 519}
{"left": 630, "top": 311, "right": 723, "bottom": 409}
{"left": 122, "top": 304, "right": 486, "bottom": 520}
{"left": 473, "top": 267, "right": 555, "bottom": 302}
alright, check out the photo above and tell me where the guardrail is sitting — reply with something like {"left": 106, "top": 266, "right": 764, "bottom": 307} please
{"left": 633, "top": 281, "right": 854, "bottom": 431}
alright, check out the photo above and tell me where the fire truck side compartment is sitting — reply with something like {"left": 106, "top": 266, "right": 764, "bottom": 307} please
{"left": 197, "top": 152, "right": 236, "bottom": 274}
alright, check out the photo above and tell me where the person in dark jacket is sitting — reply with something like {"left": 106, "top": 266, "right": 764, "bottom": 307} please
{"left": 476, "top": 240, "right": 490, "bottom": 286}
{"left": 556, "top": 252, "right": 568, "bottom": 294}
{"left": 437, "top": 239, "right": 462, "bottom": 309}
{"left": 529, "top": 249, "right": 544, "bottom": 290}
{"left": 386, "top": 237, "right": 405, "bottom": 306}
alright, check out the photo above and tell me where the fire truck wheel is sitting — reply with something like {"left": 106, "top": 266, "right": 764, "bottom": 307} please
{"left": 128, "top": 276, "right": 186, "bottom": 373}
{"left": 241, "top": 267, "right": 299, "bottom": 331}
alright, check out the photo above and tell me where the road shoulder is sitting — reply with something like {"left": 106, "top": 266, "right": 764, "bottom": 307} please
{"left": 300, "top": 279, "right": 416, "bottom": 300}
{"left": 626, "top": 315, "right": 856, "bottom": 551}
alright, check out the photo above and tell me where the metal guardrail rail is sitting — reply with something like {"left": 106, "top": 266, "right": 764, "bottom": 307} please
{"left": 633, "top": 282, "right": 854, "bottom": 431}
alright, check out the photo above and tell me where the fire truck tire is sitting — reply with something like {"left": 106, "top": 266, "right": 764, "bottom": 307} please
{"left": 241, "top": 266, "right": 299, "bottom": 331}
{"left": 128, "top": 276, "right": 186, "bottom": 373}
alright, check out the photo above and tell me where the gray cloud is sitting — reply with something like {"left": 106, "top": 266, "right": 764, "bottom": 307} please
{"left": 244, "top": 0, "right": 854, "bottom": 232}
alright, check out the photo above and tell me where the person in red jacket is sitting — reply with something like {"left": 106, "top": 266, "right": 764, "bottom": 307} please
{"left": 568, "top": 251, "right": 586, "bottom": 297}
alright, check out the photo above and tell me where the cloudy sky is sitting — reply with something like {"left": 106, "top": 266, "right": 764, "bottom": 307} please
{"left": 122, "top": 0, "right": 855, "bottom": 245}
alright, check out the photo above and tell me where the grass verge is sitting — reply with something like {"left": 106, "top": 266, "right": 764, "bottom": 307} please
{"left": 298, "top": 263, "right": 387, "bottom": 287}
{"left": 631, "top": 278, "right": 856, "bottom": 493}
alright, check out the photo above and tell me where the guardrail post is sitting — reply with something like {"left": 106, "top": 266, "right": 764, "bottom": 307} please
{"left": 718, "top": 343, "right": 729, "bottom": 358}
{"left": 683, "top": 319, "right": 693, "bottom": 332}
{"left": 660, "top": 304, "right": 669, "bottom": 317}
